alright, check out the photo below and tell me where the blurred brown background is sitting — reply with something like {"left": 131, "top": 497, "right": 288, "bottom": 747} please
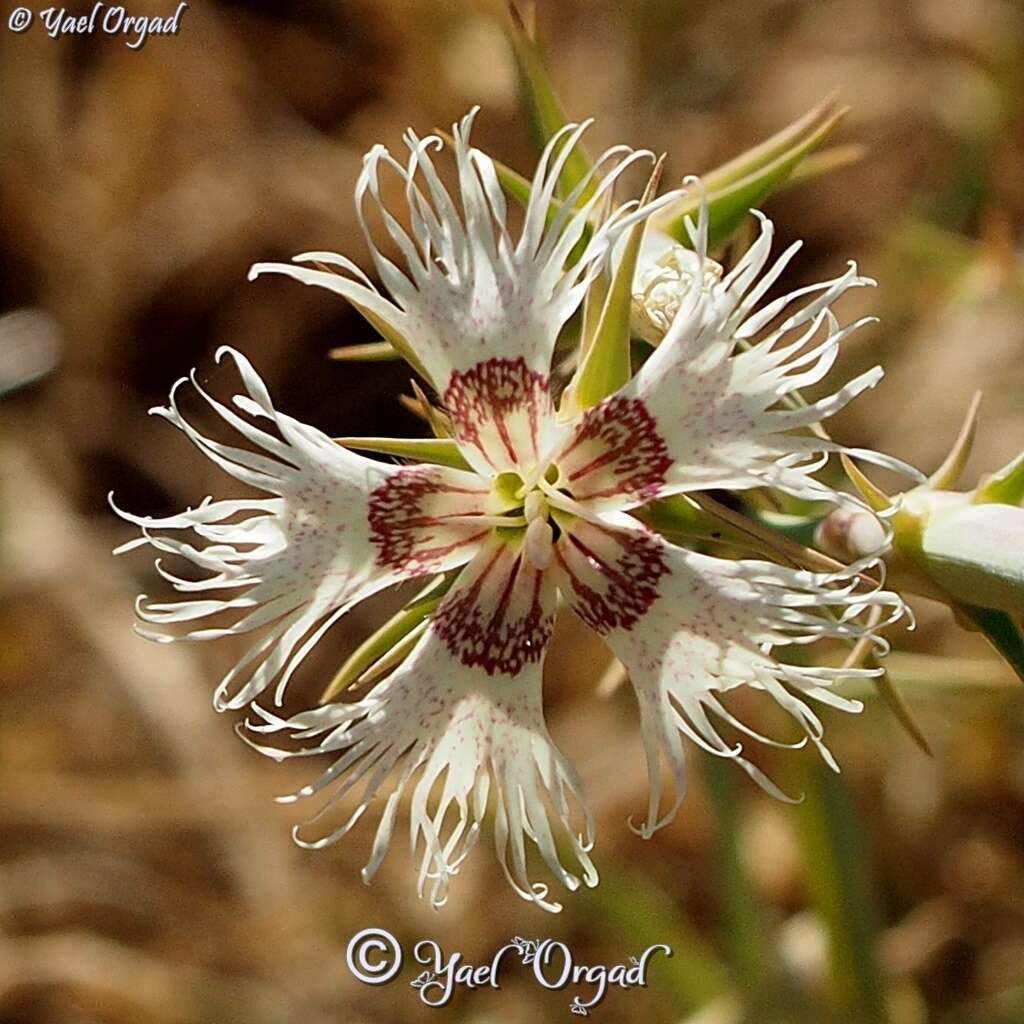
{"left": 1, "top": 1, "right": 1023, "bottom": 1022}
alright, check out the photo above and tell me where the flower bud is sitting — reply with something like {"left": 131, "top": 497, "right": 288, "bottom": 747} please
{"left": 917, "top": 502, "right": 1024, "bottom": 613}
{"left": 630, "top": 232, "right": 724, "bottom": 344}
{"left": 814, "top": 507, "right": 887, "bottom": 561}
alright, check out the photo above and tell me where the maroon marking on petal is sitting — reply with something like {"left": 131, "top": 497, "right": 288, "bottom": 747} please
{"left": 368, "top": 467, "right": 487, "bottom": 576}
{"left": 443, "top": 358, "right": 551, "bottom": 470}
{"left": 556, "top": 523, "right": 668, "bottom": 634}
{"left": 560, "top": 396, "right": 672, "bottom": 502}
{"left": 434, "top": 545, "right": 554, "bottom": 676}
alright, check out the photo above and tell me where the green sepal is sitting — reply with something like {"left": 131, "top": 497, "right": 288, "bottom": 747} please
{"left": 505, "top": 2, "right": 594, "bottom": 202}
{"left": 335, "top": 436, "right": 472, "bottom": 471}
{"left": 657, "top": 98, "right": 848, "bottom": 251}
{"left": 319, "top": 575, "right": 455, "bottom": 703}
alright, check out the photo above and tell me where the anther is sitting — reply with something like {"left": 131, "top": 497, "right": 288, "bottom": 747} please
{"left": 524, "top": 516, "right": 554, "bottom": 570}
{"left": 524, "top": 490, "right": 547, "bottom": 523}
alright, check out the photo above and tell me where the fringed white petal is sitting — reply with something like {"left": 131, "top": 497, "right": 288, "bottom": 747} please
{"left": 563, "top": 191, "right": 922, "bottom": 510}
{"left": 552, "top": 514, "right": 904, "bottom": 836}
{"left": 112, "top": 347, "right": 490, "bottom": 710}
{"left": 249, "top": 107, "right": 680, "bottom": 475}
{"left": 242, "top": 538, "right": 596, "bottom": 912}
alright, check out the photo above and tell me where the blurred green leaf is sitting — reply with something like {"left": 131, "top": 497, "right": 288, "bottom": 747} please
{"left": 703, "top": 756, "right": 775, "bottom": 1005}
{"left": 792, "top": 763, "right": 889, "bottom": 1024}
{"left": 587, "top": 863, "right": 734, "bottom": 1016}
{"left": 505, "top": 2, "right": 595, "bottom": 201}
{"left": 656, "top": 99, "right": 849, "bottom": 250}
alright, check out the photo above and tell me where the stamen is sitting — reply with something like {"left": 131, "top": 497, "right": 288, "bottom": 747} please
{"left": 524, "top": 490, "right": 547, "bottom": 523}
{"left": 524, "top": 516, "right": 554, "bottom": 570}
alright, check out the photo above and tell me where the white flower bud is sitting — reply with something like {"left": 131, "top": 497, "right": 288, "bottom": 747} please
{"left": 815, "top": 508, "right": 887, "bottom": 560}
{"left": 630, "top": 233, "right": 724, "bottom": 344}
{"left": 920, "top": 503, "right": 1024, "bottom": 612}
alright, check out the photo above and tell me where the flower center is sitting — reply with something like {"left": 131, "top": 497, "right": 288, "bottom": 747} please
{"left": 489, "top": 464, "right": 574, "bottom": 570}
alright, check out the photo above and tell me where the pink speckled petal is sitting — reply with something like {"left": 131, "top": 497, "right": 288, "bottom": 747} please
{"left": 569, "top": 203, "right": 918, "bottom": 509}
{"left": 553, "top": 514, "right": 904, "bottom": 835}
{"left": 112, "top": 348, "right": 489, "bottom": 710}
{"left": 249, "top": 110, "right": 679, "bottom": 475}
{"left": 242, "top": 538, "right": 596, "bottom": 912}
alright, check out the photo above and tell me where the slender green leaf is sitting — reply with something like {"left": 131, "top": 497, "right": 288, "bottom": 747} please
{"left": 701, "top": 96, "right": 842, "bottom": 193}
{"left": 336, "top": 436, "right": 471, "bottom": 471}
{"left": 657, "top": 103, "right": 849, "bottom": 250}
{"left": 506, "top": 2, "right": 594, "bottom": 201}
{"left": 319, "top": 576, "right": 453, "bottom": 703}
{"left": 328, "top": 340, "right": 400, "bottom": 362}
{"left": 568, "top": 160, "right": 663, "bottom": 410}
{"left": 787, "top": 143, "right": 865, "bottom": 185}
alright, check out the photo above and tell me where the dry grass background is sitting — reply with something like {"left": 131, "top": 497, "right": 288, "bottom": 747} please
{"left": 1, "top": 1, "right": 1023, "bottom": 1022}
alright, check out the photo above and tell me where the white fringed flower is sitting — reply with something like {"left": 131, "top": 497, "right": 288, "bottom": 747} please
{"left": 116, "top": 109, "right": 907, "bottom": 912}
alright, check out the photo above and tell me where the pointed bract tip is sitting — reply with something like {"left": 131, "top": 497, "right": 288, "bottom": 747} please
{"left": 841, "top": 453, "right": 893, "bottom": 512}
{"left": 930, "top": 390, "right": 982, "bottom": 491}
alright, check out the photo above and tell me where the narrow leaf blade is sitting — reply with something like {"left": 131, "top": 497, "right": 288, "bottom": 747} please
{"left": 568, "top": 159, "right": 664, "bottom": 410}
{"left": 659, "top": 105, "right": 848, "bottom": 250}
{"left": 506, "top": 2, "right": 594, "bottom": 201}
{"left": 328, "top": 340, "right": 401, "bottom": 362}
{"left": 335, "top": 436, "right": 472, "bottom": 471}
